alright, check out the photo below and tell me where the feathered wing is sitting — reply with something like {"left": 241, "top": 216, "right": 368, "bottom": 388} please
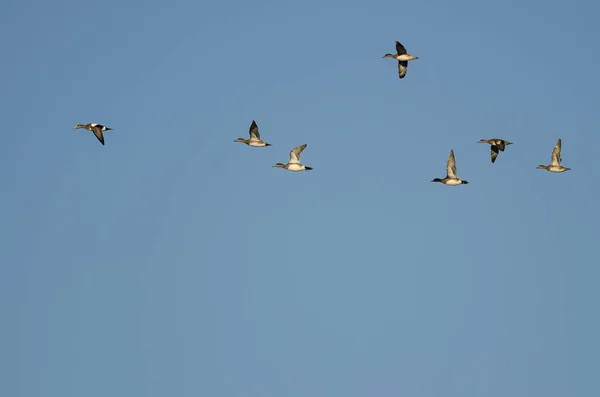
{"left": 490, "top": 145, "right": 499, "bottom": 163}
{"left": 249, "top": 120, "right": 261, "bottom": 141}
{"left": 446, "top": 150, "right": 458, "bottom": 179}
{"left": 395, "top": 41, "right": 407, "bottom": 55}
{"left": 91, "top": 126, "right": 105, "bottom": 145}
{"left": 398, "top": 61, "right": 408, "bottom": 79}
{"left": 289, "top": 144, "right": 307, "bottom": 164}
{"left": 551, "top": 139, "right": 562, "bottom": 166}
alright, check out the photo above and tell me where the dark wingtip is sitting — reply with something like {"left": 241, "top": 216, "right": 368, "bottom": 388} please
{"left": 305, "top": 166, "right": 313, "bottom": 170}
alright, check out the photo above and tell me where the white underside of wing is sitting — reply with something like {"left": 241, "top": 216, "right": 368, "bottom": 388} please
{"left": 398, "top": 63, "right": 407, "bottom": 78}
{"left": 289, "top": 154, "right": 301, "bottom": 164}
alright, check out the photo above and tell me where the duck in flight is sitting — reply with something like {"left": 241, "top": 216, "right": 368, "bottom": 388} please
{"left": 431, "top": 150, "right": 469, "bottom": 186}
{"left": 273, "top": 144, "right": 313, "bottom": 172}
{"left": 382, "top": 41, "right": 419, "bottom": 79}
{"left": 234, "top": 120, "right": 272, "bottom": 147}
{"left": 74, "top": 123, "right": 113, "bottom": 145}
{"left": 537, "top": 138, "right": 571, "bottom": 173}
{"left": 478, "top": 138, "right": 513, "bottom": 163}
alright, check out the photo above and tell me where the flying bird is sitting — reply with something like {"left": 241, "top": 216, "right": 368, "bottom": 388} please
{"left": 382, "top": 41, "right": 419, "bottom": 79}
{"left": 537, "top": 138, "right": 571, "bottom": 173}
{"left": 273, "top": 144, "right": 313, "bottom": 172}
{"left": 431, "top": 150, "right": 469, "bottom": 186}
{"left": 478, "top": 138, "right": 513, "bottom": 163}
{"left": 234, "top": 120, "right": 272, "bottom": 147}
{"left": 74, "top": 123, "right": 113, "bottom": 145}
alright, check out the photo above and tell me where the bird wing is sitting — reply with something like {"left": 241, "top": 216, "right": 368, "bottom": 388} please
{"left": 395, "top": 41, "right": 407, "bottom": 55}
{"left": 398, "top": 61, "right": 408, "bottom": 79}
{"left": 490, "top": 145, "right": 499, "bottom": 163}
{"left": 551, "top": 139, "right": 562, "bottom": 166}
{"left": 91, "top": 126, "right": 105, "bottom": 145}
{"left": 495, "top": 140, "right": 506, "bottom": 151}
{"left": 446, "top": 150, "right": 458, "bottom": 178}
{"left": 289, "top": 144, "right": 307, "bottom": 164}
{"left": 249, "top": 120, "right": 261, "bottom": 140}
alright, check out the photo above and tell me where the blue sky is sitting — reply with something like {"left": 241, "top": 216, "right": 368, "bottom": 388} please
{"left": 1, "top": 0, "right": 599, "bottom": 396}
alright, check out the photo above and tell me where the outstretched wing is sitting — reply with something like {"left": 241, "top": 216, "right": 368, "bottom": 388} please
{"left": 289, "top": 144, "right": 307, "bottom": 164}
{"left": 249, "top": 120, "right": 261, "bottom": 140}
{"left": 91, "top": 126, "right": 105, "bottom": 145}
{"left": 490, "top": 145, "right": 499, "bottom": 163}
{"left": 395, "top": 41, "right": 407, "bottom": 55}
{"left": 398, "top": 61, "right": 408, "bottom": 79}
{"left": 446, "top": 150, "right": 458, "bottom": 178}
{"left": 551, "top": 139, "right": 562, "bottom": 165}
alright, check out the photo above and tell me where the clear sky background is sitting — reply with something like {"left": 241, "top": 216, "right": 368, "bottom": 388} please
{"left": 2, "top": 0, "right": 599, "bottom": 396}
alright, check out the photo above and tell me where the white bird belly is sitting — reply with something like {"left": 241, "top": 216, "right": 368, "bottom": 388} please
{"left": 445, "top": 179, "right": 463, "bottom": 186}
{"left": 397, "top": 54, "right": 416, "bottom": 61}
{"left": 286, "top": 163, "right": 305, "bottom": 172}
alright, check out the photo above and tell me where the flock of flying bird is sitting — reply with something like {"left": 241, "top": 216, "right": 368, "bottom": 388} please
{"left": 74, "top": 40, "right": 571, "bottom": 184}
